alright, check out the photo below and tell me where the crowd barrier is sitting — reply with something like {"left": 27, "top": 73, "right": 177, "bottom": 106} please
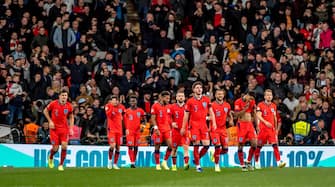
{"left": 0, "top": 144, "right": 334, "bottom": 168}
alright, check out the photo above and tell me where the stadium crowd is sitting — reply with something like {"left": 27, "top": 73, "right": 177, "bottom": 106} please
{"left": 0, "top": 0, "right": 335, "bottom": 146}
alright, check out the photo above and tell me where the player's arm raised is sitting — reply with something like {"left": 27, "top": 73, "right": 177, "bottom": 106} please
{"left": 181, "top": 111, "right": 189, "bottom": 136}
{"left": 234, "top": 102, "right": 249, "bottom": 118}
{"left": 43, "top": 104, "right": 54, "bottom": 129}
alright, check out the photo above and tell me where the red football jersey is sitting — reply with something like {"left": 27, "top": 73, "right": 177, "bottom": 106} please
{"left": 151, "top": 102, "right": 171, "bottom": 132}
{"left": 211, "top": 101, "right": 231, "bottom": 130}
{"left": 124, "top": 107, "right": 145, "bottom": 133}
{"left": 46, "top": 100, "right": 73, "bottom": 130}
{"left": 169, "top": 103, "right": 186, "bottom": 129}
{"left": 105, "top": 103, "right": 125, "bottom": 134}
{"left": 185, "top": 96, "right": 211, "bottom": 128}
{"left": 257, "top": 101, "right": 277, "bottom": 129}
{"left": 234, "top": 98, "right": 256, "bottom": 113}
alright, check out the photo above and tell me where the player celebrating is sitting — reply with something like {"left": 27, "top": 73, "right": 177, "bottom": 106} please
{"left": 151, "top": 91, "right": 172, "bottom": 170}
{"left": 169, "top": 91, "right": 190, "bottom": 171}
{"left": 234, "top": 91, "right": 257, "bottom": 171}
{"left": 43, "top": 90, "right": 74, "bottom": 171}
{"left": 181, "top": 81, "right": 216, "bottom": 172}
{"left": 255, "top": 89, "right": 286, "bottom": 169}
{"left": 124, "top": 95, "right": 146, "bottom": 168}
{"left": 105, "top": 95, "right": 125, "bottom": 170}
{"left": 210, "top": 89, "right": 233, "bottom": 172}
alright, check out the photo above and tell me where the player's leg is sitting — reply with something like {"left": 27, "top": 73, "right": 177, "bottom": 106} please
{"left": 245, "top": 123, "right": 257, "bottom": 171}
{"left": 191, "top": 128, "right": 202, "bottom": 171}
{"left": 254, "top": 130, "right": 265, "bottom": 169}
{"left": 127, "top": 134, "right": 136, "bottom": 168}
{"left": 237, "top": 122, "right": 247, "bottom": 171}
{"left": 270, "top": 130, "right": 286, "bottom": 168}
{"left": 220, "top": 132, "right": 229, "bottom": 155}
{"left": 107, "top": 133, "right": 116, "bottom": 169}
{"left": 199, "top": 127, "right": 210, "bottom": 159}
{"left": 171, "top": 131, "right": 179, "bottom": 171}
{"left": 152, "top": 131, "right": 162, "bottom": 170}
{"left": 113, "top": 134, "right": 122, "bottom": 169}
{"left": 161, "top": 132, "right": 172, "bottom": 170}
{"left": 48, "top": 130, "right": 59, "bottom": 169}
{"left": 182, "top": 134, "right": 190, "bottom": 170}
{"left": 57, "top": 130, "right": 69, "bottom": 171}
{"left": 212, "top": 132, "right": 221, "bottom": 172}
{"left": 134, "top": 133, "right": 140, "bottom": 163}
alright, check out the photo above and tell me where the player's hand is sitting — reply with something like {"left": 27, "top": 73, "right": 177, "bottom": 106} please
{"left": 172, "top": 122, "right": 178, "bottom": 128}
{"left": 126, "top": 129, "right": 129, "bottom": 135}
{"left": 49, "top": 121, "right": 55, "bottom": 129}
{"left": 69, "top": 128, "right": 74, "bottom": 136}
{"left": 265, "top": 121, "right": 272, "bottom": 128}
{"left": 212, "top": 123, "right": 217, "bottom": 131}
{"left": 180, "top": 128, "right": 185, "bottom": 136}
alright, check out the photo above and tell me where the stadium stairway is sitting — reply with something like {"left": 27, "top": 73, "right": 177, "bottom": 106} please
{"left": 126, "top": 0, "right": 141, "bottom": 37}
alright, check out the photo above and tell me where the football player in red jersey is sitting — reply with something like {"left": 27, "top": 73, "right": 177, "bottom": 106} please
{"left": 43, "top": 90, "right": 74, "bottom": 171}
{"left": 105, "top": 95, "right": 125, "bottom": 170}
{"left": 254, "top": 89, "right": 286, "bottom": 169}
{"left": 124, "top": 95, "right": 146, "bottom": 168}
{"left": 210, "top": 89, "right": 233, "bottom": 172}
{"left": 169, "top": 91, "right": 190, "bottom": 171}
{"left": 151, "top": 91, "right": 172, "bottom": 170}
{"left": 234, "top": 91, "right": 257, "bottom": 171}
{"left": 181, "top": 81, "right": 216, "bottom": 172}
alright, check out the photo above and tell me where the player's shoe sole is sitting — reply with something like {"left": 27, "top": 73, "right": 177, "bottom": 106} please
{"left": 171, "top": 165, "right": 177, "bottom": 171}
{"left": 241, "top": 166, "right": 248, "bottom": 172}
{"left": 215, "top": 166, "right": 221, "bottom": 172}
{"left": 161, "top": 160, "right": 170, "bottom": 170}
{"left": 48, "top": 157, "right": 54, "bottom": 169}
{"left": 156, "top": 165, "right": 162, "bottom": 170}
{"left": 58, "top": 165, "right": 64, "bottom": 171}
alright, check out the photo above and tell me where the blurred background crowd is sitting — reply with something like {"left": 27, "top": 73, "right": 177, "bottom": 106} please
{"left": 0, "top": 0, "right": 334, "bottom": 146}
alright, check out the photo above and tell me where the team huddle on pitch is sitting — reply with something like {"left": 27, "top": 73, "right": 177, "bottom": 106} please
{"left": 44, "top": 81, "right": 286, "bottom": 172}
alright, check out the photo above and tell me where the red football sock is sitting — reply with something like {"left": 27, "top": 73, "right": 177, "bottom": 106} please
{"left": 214, "top": 146, "right": 221, "bottom": 164}
{"left": 193, "top": 145, "right": 200, "bottom": 165}
{"left": 114, "top": 151, "right": 120, "bottom": 164}
{"left": 238, "top": 150, "right": 244, "bottom": 166}
{"left": 172, "top": 156, "right": 177, "bottom": 165}
{"left": 108, "top": 148, "right": 113, "bottom": 160}
{"left": 128, "top": 147, "right": 135, "bottom": 163}
{"left": 134, "top": 146, "right": 138, "bottom": 161}
{"left": 49, "top": 149, "right": 57, "bottom": 160}
{"left": 60, "top": 149, "right": 67, "bottom": 165}
{"left": 154, "top": 150, "right": 160, "bottom": 165}
{"left": 255, "top": 146, "right": 262, "bottom": 162}
{"left": 199, "top": 146, "right": 209, "bottom": 158}
{"left": 273, "top": 144, "right": 281, "bottom": 161}
{"left": 164, "top": 148, "right": 172, "bottom": 161}
{"left": 184, "top": 156, "right": 189, "bottom": 164}
{"left": 247, "top": 147, "right": 256, "bottom": 162}
{"left": 221, "top": 148, "right": 228, "bottom": 155}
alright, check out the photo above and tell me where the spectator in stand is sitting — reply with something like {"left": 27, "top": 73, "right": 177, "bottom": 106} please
{"left": 37, "top": 121, "right": 50, "bottom": 144}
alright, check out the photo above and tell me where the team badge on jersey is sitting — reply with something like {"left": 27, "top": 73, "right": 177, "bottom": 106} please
{"left": 64, "top": 109, "right": 68, "bottom": 115}
{"left": 271, "top": 108, "right": 275, "bottom": 113}
{"left": 202, "top": 102, "right": 207, "bottom": 108}
{"left": 224, "top": 107, "right": 228, "bottom": 113}
{"left": 118, "top": 109, "right": 123, "bottom": 113}
{"left": 264, "top": 110, "right": 267, "bottom": 116}
{"left": 137, "top": 112, "right": 141, "bottom": 117}
{"left": 216, "top": 111, "right": 221, "bottom": 116}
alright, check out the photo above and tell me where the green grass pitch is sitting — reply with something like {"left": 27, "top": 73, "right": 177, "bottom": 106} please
{"left": 1, "top": 167, "right": 334, "bottom": 187}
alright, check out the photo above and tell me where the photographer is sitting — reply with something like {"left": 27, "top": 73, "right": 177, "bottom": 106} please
{"left": 302, "top": 119, "right": 325, "bottom": 145}
{"left": 79, "top": 106, "right": 100, "bottom": 144}
{"left": 37, "top": 121, "right": 50, "bottom": 144}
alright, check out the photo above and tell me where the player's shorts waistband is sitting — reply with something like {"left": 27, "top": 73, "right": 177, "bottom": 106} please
{"left": 237, "top": 121, "right": 254, "bottom": 125}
